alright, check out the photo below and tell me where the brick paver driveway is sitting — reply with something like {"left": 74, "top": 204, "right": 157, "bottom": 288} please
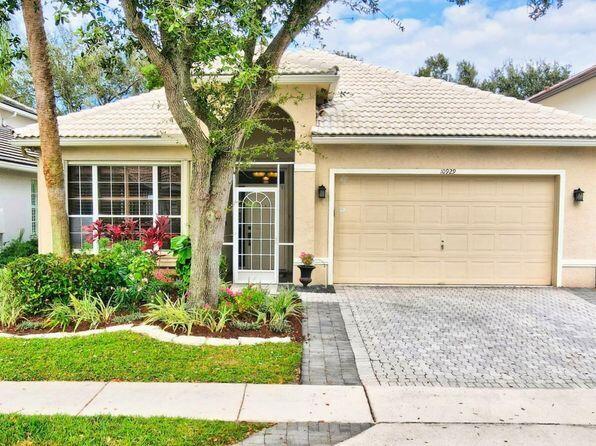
{"left": 335, "top": 287, "right": 596, "bottom": 388}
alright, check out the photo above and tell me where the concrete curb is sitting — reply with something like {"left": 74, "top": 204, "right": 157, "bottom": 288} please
{"left": 0, "top": 324, "right": 291, "bottom": 346}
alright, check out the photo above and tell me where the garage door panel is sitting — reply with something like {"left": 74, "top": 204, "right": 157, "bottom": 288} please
{"left": 417, "top": 206, "right": 442, "bottom": 224}
{"left": 334, "top": 175, "right": 555, "bottom": 285}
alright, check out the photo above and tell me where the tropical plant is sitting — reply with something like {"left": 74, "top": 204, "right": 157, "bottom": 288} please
{"left": 144, "top": 293, "right": 193, "bottom": 334}
{"left": 140, "top": 216, "right": 172, "bottom": 253}
{"left": 264, "top": 288, "right": 303, "bottom": 328}
{"left": 0, "top": 269, "right": 24, "bottom": 327}
{"left": 45, "top": 301, "right": 74, "bottom": 330}
{"left": 0, "top": 230, "right": 37, "bottom": 267}
{"left": 171, "top": 235, "right": 228, "bottom": 288}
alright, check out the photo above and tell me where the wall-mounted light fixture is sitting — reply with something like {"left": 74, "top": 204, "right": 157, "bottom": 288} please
{"left": 573, "top": 188, "right": 584, "bottom": 202}
{"left": 318, "top": 185, "right": 327, "bottom": 199}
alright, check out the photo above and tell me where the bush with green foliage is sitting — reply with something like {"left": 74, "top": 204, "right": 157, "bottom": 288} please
{"left": 170, "top": 235, "right": 228, "bottom": 287}
{"left": 0, "top": 232, "right": 37, "bottom": 267}
{"left": 4, "top": 241, "right": 158, "bottom": 317}
{"left": 0, "top": 268, "right": 24, "bottom": 327}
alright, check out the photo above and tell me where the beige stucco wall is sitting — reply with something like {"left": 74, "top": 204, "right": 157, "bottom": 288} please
{"left": 536, "top": 77, "right": 596, "bottom": 118}
{"left": 309, "top": 144, "right": 596, "bottom": 287}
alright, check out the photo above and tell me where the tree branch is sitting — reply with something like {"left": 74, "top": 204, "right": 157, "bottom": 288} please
{"left": 257, "top": 0, "right": 331, "bottom": 69}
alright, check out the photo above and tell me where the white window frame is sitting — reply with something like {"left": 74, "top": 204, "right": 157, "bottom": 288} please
{"left": 65, "top": 161, "right": 186, "bottom": 251}
{"left": 30, "top": 179, "right": 38, "bottom": 235}
{"left": 327, "top": 168, "right": 566, "bottom": 287}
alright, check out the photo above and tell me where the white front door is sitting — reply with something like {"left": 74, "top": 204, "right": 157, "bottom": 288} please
{"left": 233, "top": 187, "right": 278, "bottom": 283}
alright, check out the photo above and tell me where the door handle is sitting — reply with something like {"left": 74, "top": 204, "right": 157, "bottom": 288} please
{"left": 441, "top": 240, "right": 445, "bottom": 250}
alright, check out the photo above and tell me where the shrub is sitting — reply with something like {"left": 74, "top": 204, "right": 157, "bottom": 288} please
{"left": 232, "top": 285, "right": 268, "bottom": 314}
{"left": 4, "top": 242, "right": 158, "bottom": 316}
{"left": 0, "top": 232, "right": 37, "bottom": 267}
{"left": 170, "top": 235, "right": 228, "bottom": 288}
{"left": 0, "top": 269, "right": 24, "bottom": 327}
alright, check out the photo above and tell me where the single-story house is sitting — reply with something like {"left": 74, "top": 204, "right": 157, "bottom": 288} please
{"left": 14, "top": 51, "right": 596, "bottom": 287}
{"left": 529, "top": 65, "right": 596, "bottom": 118}
{"left": 0, "top": 95, "right": 38, "bottom": 244}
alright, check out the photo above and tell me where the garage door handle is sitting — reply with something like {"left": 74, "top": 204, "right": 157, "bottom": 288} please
{"left": 441, "top": 240, "right": 445, "bottom": 250}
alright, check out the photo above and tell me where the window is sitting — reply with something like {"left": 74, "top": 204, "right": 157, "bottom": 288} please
{"left": 30, "top": 179, "right": 38, "bottom": 235}
{"left": 67, "top": 164, "right": 182, "bottom": 249}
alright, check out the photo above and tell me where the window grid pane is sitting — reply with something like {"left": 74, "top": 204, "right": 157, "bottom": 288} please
{"left": 68, "top": 164, "right": 182, "bottom": 249}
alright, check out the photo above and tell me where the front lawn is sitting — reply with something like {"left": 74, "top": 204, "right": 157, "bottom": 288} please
{"left": 0, "top": 414, "right": 266, "bottom": 446}
{"left": 0, "top": 332, "right": 301, "bottom": 383}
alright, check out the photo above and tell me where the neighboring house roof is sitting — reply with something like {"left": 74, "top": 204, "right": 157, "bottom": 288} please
{"left": 14, "top": 50, "right": 596, "bottom": 142}
{"left": 0, "top": 94, "right": 37, "bottom": 120}
{"left": 0, "top": 125, "right": 37, "bottom": 168}
{"left": 528, "top": 65, "right": 596, "bottom": 103}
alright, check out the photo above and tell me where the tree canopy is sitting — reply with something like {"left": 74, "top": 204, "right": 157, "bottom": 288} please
{"left": 415, "top": 53, "right": 571, "bottom": 99}
{"left": 2, "top": 28, "right": 151, "bottom": 114}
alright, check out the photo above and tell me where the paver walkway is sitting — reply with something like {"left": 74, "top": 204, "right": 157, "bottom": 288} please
{"left": 301, "top": 302, "right": 360, "bottom": 385}
{"left": 312, "top": 287, "right": 596, "bottom": 388}
{"left": 236, "top": 422, "right": 372, "bottom": 445}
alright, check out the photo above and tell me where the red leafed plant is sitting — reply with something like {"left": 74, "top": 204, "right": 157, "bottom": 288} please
{"left": 140, "top": 216, "right": 172, "bottom": 253}
{"left": 82, "top": 219, "right": 106, "bottom": 243}
{"left": 83, "top": 218, "right": 138, "bottom": 244}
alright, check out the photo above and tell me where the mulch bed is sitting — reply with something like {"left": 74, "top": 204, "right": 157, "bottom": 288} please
{"left": 159, "top": 316, "right": 303, "bottom": 342}
{"left": 1, "top": 315, "right": 303, "bottom": 342}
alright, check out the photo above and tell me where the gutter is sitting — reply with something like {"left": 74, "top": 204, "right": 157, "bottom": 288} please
{"left": 12, "top": 136, "right": 186, "bottom": 147}
{"left": 0, "top": 160, "right": 37, "bottom": 173}
{"left": 0, "top": 102, "right": 38, "bottom": 121}
{"left": 311, "top": 135, "right": 596, "bottom": 147}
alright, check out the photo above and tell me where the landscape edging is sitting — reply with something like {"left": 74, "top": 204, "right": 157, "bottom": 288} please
{"left": 0, "top": 324, "right": 292, "bottom": 346}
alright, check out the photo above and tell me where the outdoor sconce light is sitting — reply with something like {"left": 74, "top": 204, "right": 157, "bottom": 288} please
{"left": 318, "top": 185, "right": 327, "bottom": 199}
{"left": 573, "top": 188, "right": 584, "bottom": 202}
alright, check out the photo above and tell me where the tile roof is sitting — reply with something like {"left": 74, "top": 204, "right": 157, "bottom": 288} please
{"left": 309, "top": 51, "right": 596, "bottom": 138}
{"left": 14, "top": 50, "right": 596, "bottom": 141}
{"left": 528, "top": 64, "right": 596, "bottom": 103}
{"left": 0, "top": 126, "right": 37, "bottom": 167}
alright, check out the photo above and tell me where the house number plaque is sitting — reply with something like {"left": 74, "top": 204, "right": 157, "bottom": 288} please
{"left": 440, "top": 169, "right": 457, "bottom": 175}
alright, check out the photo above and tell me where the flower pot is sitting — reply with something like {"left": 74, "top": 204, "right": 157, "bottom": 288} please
{"left": 298, "top": 264, "right": 315, "bottom": 287}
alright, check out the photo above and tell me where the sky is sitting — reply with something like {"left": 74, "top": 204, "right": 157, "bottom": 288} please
{"left": 308, "top": 0, "right": 596, "bottom": 77}
{"left": 8, "top": 0, "right": 596, "bottom": 79}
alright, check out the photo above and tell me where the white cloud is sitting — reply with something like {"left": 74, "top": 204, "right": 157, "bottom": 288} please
{"left": 313, "top": 0, "right": 596, "bottom": 77}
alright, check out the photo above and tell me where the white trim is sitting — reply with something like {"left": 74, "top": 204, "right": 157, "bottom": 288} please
{"left": 0, "top": 160, "right": 37, "bottom": 173}
{"left": 294, "top": 163, "right": 316, "bottom": 172}
{"left": 562, "top": 259, "right": 596, "bottom": 268}
{"left": 312, "top": 135, "right": 596, "bottom": 147}
{"left": 233, "top": 187, "right": 279, "bottom": 284}
{"left": 293, "top": 257, "right": 329, "bottom": 265}
{"left": 0, "top": 101, "right": 37, "bottom": 121}
{"left": 327, "top": 168, "right": 566, "bottom": 287}
{"left": 12, "top": 137, "right": 185, "bottom": 147}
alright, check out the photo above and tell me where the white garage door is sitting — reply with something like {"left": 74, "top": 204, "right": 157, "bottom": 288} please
{"left": 333, "top": 175, "right": 555, "bottom": 285}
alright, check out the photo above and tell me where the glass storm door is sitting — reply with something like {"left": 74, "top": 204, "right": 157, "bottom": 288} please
{"left": 233, "top": 187, "right": 278, "bottom": 283}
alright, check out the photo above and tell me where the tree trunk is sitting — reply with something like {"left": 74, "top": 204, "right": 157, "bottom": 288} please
{"left": 187, "top": 157, "right": 234, "bottom": 306}
{"left": 21, "top": 0, "right": 70, "bottom": 257}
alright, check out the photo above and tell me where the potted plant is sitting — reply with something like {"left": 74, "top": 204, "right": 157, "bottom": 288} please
{"left": 297, "top": 252, "right": 315, "bottom": 287}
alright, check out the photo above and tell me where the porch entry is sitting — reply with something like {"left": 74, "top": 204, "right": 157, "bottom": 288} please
{"left": 233, "top": 187, "right": 278, "bottom": 283}
{"left": 225, "top": 163, "right": 294, "bottom": 284}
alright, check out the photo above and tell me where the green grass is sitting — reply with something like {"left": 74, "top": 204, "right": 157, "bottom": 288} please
{"left": 0, "top": 414, "right": 266, "bottom": 446}
{"left": 0, "top": 332, "right": 301, "bottom": 383}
